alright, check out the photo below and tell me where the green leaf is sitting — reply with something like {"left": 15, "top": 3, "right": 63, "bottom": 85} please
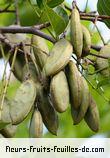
{"left": 44, "top": 5, "right": 67, "bottom": 35}
{"left": 19, "top": 2, "right": 41, "bottom": 26}
{"left": 0, "top": 0, "right": 25, "bottom": 4}
{"left": 47, "top": 0, "right": 64, "bottom": 8}
{"left": 55, "top": 6, "right": 69, "bottom": 26}
{"left": 36, "top": 0, "right": 64, "bottom": 8}
{"left": 2, "top": 0, "right": 14, "bottom": 4}
{"left": 97, "top": 0, "right": 110, "bottom": 28}
{"left": 36, "top": 0, "right": 45, "bottom": 9}
{"left": 97, "top": 78, "right": 110, "bottom": 88}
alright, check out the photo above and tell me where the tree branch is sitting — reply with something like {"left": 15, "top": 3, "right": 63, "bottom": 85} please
{"left": 0, "top": 34, "right": 12, "bottom": 48}
{"left": 81, "top": 16, "right": 102, "bottom": 22}
{"left": 0, "top": 25, "right": 103, "bottom": 55}
{"left": 34, "top": 22, "right": 50, "bottom": 30}
{"left": 0, "top": 26, "right": 56, "bottom": 43}
{"left": 81, "top": 13, "right": 110, "bottom": 20}
{"left": 65, "top": 4, "right": 110, "bottom": 22}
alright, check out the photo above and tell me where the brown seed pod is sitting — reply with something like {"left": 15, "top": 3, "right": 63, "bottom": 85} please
{"left": 84, "top": 95, "right": 100, "bottom": 132}
{"left": 43, "top": 39, "right": 73, "bottom": 76}
{"left": 0, "top": 124, "right": 17, "bottom": 138}
{"left": 10, "top": 79, "right": 36, "bottom": 125}
{"left": 29, "top": 109, "right": 43, "bottom": 138}
{"left": 37, "top": 86, "right": 59, "bottom": 135}
{"left": 32, "top": 35, "right": 49, "bottom": 70}
{"left": 50, "top": 71, "right": 69, "bottom": 113}
{"left": 96, "top": 45, "right": 110, "bottom": 77}
{"left": 70, "top": 7, "right": 83, "bottom": 58}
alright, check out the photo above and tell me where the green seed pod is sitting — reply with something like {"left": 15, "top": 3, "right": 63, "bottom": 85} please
{"left": 29, "top": 109, "right": 43, "bottom": 138}
{"left": 22, "top": 62, "right": 39, "bottom": 83}
{"left": 0, "top": 124, "right": 17, "bottom": 138}
{"left": 50, "top": 71, "right": 69, "bottom": 113}
{"left": 37, "top": 86, "right": 59, "bottom": 135}
{"left": 71, "top": 77, "right": 89, "bottom": 125}
{"left": 70, "top": 7, "right": 83, "bottom": 58}
{"left": 96, "top": 45, "right": 110, "bottom": 77}
{"left": 43, "top": 39, "right": 73, "bottom": 76}
{"left": 0, "top": 98, "right": 12, "bottom": 130}
{"left": 32, "top": 35, "right": 49, "bottom": 70}
{"left": 8, "top": 32, "right": 31, "bottom": 82}
{"left": 0, "top": 134, "right": 4, "bottom": 138}
{"left": 5, "top": 28, "right": 27, "bottom": 45}
{"left": 66, "top": 61, "right": 83, "bottom": 109}
{"left": 9, "top": 50, "right": 26, "bottom": 82}
{"left": 82, "top": 25, "right": 91, "bottom": 56}
{"left": 10, "top": 79, "right": 36, "bottom": 125}
{"left": 84, "top": 95, "right": 100, "bottom": 132}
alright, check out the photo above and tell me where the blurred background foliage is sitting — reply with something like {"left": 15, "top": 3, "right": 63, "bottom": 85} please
{"left": 0, "top": 0, "right": 110, "bottom": 138}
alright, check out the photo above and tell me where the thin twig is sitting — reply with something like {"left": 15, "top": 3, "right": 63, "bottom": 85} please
{"left": 81, "top": 16, "right": 102, "bottom": 22}
{"left": 22, "top": 43, "right": 30, "bottom": 78}
{"left": 0, "top": 44, "right": 5, "bottom": 60}
{"left": 0, "top": 10, "right": 15, "bottom": 13}
{"left": 0, "top": 4, "right": 15, "bottom": 13}
{"left": 18, "top": 47, "right": 41, "bottom": 79}
{"left": 25, "top": 43, "right": 49, "bottom": 56}
{"left": 89, "top": 52, "right": 109, "bottom": 59}
{"left": 84, "top": 0, "right": 89, "bottom": 12}
{"left": 69, "top": 14, "right": 102, "bottom": 22}
{"left": 95, "top": 24, "right": 106, "bottom": 45}
{"left": 87, "top": 66, "right": 109, "bottom": 75}
{"left": 0, "top": 45, "right": 7, "bottom": 95}
{"left": 0, "top": 54, "right": 11, "bottom": 96}
{"left": 72, "top": 55, "right": 109, "bottom": 102}
{"left": 15, "top": 0, "right": 20, "bottom": 25}
{"left": 0, "top": 47, "right": 18, "bottom": 119}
